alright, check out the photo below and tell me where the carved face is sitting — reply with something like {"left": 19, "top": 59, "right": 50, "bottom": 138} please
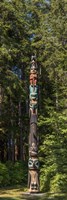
{"left": 28, "top": 170, "right": 39, "bottom": 192}
{"left": 29, "top": 143, "right": 38, "bottom": 157}
{"left": 29, "top": 85, "right": 38, "bottom": 101}
{"left": 30, "top": 100, "right": 37, "bottom": 108}
{"left": 28, "top": 158, "right": 39, "bottom": 169}
{"left": 30, "top": 69, "right": 37, "bottom": 74}
{"left": 30, "top": 74, "right": 37, "bottom": 85}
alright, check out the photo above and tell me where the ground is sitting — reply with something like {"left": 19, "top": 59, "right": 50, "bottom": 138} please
{"left": 0, "top": 187, "right": 67, "bottom": 200}
{"left": 0, "top": 187, "right": 26, "bottom": 200}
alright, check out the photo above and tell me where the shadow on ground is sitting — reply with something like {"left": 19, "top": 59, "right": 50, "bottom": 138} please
{"left": 0, "top": 198, "right": 16, "bottom": 200}
{"left": 20, "top": 193, "right": 67, "bottom": 200}
{"left": 0, "top": 193, "right": 67, "bottom": 200}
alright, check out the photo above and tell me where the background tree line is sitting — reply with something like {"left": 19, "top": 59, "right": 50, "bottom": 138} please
{"left": 0, "top": 0, "right": 67, "bottom": 192}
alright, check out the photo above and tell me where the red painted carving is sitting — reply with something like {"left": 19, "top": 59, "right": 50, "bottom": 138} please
{"left": 30, "top": 73, "right": 37, "bottom": 85}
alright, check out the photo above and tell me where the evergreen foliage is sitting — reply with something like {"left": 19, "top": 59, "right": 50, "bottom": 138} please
{"left": 0, "top": 0, "right": 67, "bottom": 193}
{"left": 0, "top": 161, "right": 27, "bottom": 187}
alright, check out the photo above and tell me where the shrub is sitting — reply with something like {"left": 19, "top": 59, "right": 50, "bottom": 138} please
{"left": 0, "top": 161, "right": 28, "bottom": 187}
{"left": 6, "top": 161, "right": 28, "bottom": 186}
{"left": 50, "top": 173, "right": 67, "bottom": 193}
{"left": 0, "top": 162, "right": 10, "bottom": 187}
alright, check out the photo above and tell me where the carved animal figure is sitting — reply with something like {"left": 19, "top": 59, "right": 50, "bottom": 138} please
{"left": 28, "top": 170, "right": 39, "bottom": 192}
{"left": 29, "top": 85, "right": 38, "bottom": 100}
{"left": 30, "top": 73, "right": 37, "bottom": 85}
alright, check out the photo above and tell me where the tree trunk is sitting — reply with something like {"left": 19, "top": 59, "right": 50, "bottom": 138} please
{"left": 10, "top": 99, "right": 15, "bottom": 162}
{"left": 19, "top": 101, "right": 23, "bottom": 161}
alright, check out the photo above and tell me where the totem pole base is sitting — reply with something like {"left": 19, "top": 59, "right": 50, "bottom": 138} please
{"left": 28, "top": 170, "right": 39, "bottom": 193}
{"left": 29, "top": 189, "right": 39, "bottom": 193}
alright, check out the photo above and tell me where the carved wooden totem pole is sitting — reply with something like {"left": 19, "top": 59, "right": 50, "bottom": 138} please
{"left": 28, "top": 56, "right": 39, "bottom": 193}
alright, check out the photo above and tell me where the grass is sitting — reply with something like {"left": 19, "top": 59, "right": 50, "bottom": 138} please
{"left": 0, "top": 187, "right": 67, "bottom": 200}
{"left": 0, "top": 186, "right": 27, "bottom": 200}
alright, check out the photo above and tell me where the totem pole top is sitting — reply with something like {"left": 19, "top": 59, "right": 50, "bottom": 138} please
{"left": 31, "top": 55, "right": 36, "bottom": 61}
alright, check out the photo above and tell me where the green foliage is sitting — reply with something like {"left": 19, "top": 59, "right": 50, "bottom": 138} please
{"left": 7, "top": 161, "right": 28, "bottom": 185}
{"left": 0, "top": 0, "right": 30, "bottom": 67}
{"left": 50, "top": 173, "right": 67, "bottom": 193}
{"left": 0, "top": 163, "right": 10, "bottom": 187}
{"left": 0, "top": 162, "right": 27, "bottom": 187}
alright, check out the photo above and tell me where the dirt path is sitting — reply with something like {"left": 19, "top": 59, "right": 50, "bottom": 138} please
{"left": 0, "top": 188, "right": 67, "bottom": 200}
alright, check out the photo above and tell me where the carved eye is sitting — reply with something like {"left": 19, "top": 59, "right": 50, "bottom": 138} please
{"left": 28, "top": 159, "right": 33, "bottom": 168}
{"left": 35, "top": 160, "right": 39, "bottom": 169}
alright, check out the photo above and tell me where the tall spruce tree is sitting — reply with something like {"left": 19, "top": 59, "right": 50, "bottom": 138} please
{"left": 37, "top": 0, "right": 67, "bottom": 193}
{"left": 0, "top": 0, "right": 30, "bottom": 161}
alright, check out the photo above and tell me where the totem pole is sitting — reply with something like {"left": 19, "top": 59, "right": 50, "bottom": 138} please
{"left": 28, "top": 56, "right": 39, "bottom": 193}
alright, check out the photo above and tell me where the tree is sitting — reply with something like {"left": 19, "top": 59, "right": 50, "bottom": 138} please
{"left": 37, "top": 0, "right": 67, "bottom": 193}
{"left": 0, "top": 0, "right": 30, "bottom": 161}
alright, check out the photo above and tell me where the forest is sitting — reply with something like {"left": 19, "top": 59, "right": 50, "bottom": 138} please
{"left": 0, "top": 0, "right": 67, "bottom": 193}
